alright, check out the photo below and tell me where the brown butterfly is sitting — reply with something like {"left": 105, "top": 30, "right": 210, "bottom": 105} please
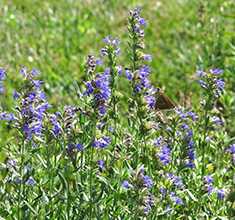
{"left": 155, "top": 88, "right": 176, "bottom": 110}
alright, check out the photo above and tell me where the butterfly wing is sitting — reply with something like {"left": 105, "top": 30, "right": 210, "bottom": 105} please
{"left": 155, "top": 91, "right": 176, "bottom": 110}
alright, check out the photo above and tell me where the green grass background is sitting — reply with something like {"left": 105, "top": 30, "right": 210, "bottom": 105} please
{"left": 0, "top": 0, "right": 235, "bottom": 133}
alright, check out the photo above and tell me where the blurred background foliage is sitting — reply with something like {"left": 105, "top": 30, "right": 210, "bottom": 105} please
{"left": 0, "top": 0, "right": 235, "bottom": 135}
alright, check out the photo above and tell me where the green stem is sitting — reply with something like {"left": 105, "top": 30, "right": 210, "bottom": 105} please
{"left": 18, "top": 140, "right": 25, "bottom": 220}
{"left": 108, "top": 51, "right": 117, "bottom": 146}
{"left": 66, "top": 184, "right": 70, "bottom": 219}
{"left": 201, "top": 96, "right": 211, "bottom": 176}
{"left": 89, "top": 114, "right": 97, "bottom": 219}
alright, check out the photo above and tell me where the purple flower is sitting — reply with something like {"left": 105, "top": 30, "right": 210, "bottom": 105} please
{"left": 102, "top": 36, "right": 120, "bottom": 56}
{"left": 203, "top": 175, "right": 214, "bottom": 194}
{"left": 116, "top": 65, "right": 122, "bottom": 75}
{"left": 226, "top": 144, "right": 235, "bottom": 164}
{"left": 32, "top": 80, "right": 43, "bottom": 89}
{"left": 198, "top": 79, "right": 208, "bottom": 89}
{"left": 18, "top": 68, "right": 49, "bottom": 140}
{"left": 0, "top": 112, "right": 15, "bottom": 121}
{"left": 20, "top": 66, "right": 27, "bottom": 77}
{"left": 143, "top": 193, "right": 154, "bottom": 215}
{"left": 143, "top": 54, "right": 152, "bottom": 61}
{"left": 197, "top": 69, "right": 225, "bottom": 98}
{"left": 210, "top": 68, "right": 223, "bottom": 75}
{"left": 132, "top": 65, "right": 152, "bottom": 93}
{"left": 6, "top": 159, "right": 17, "bottom": 168}
{"left": 226, "top": 144, "right": 235, "bottom": 154}
{"left": 217, "top": 189, "right": 225, "bottom": 200}
{"left": 153, "top": 136, "right": 164, "bottom": 147}
{"left": 170, "top": 192, "right": 184, "bottom": 205}
{"left": 157, "top": 145, "right": 171, "bottom": 165}
{"left": 181, "top": 123, "right": 189, "bottom": 130}
{"left": 196, "top": 70, "right": 206, "bottom": 77}
{"left": 211, "top": 116, "right": 223, "bottom": 126}
{"left": 103, "top": 36, "right": 119, "bottom": 46}
{"left": 86, "top": 55, "right": 97, "bottom": 74}
{"left": 100, "top": 48, "right": 108, "bottom": 56}
{"left": 185, "top": 139, "right": 195, "bottom": 168}
{"left": 0, "top": 83, "right": 4, "bottom": 93}
{"left": 130, "top": 7, "right": 141, "bottom": 18}
{"left": 76, "top": 143, "right": 84, "bottom": 151}
{"left": 206, "top": 185, "right": 214, "bottom": 194}
{"left": 122, "top": 180, "right": 132, "bottom": 189}
{"left": 204, "top": 175, "right": 213, "bottom": 184}
{"left": 50, "top": 114, "right": 62, "bottom": 136}
{"left": 138, "top": 17, "right": 146, "bottom": 26}
{"left": 125, "top": 69, "right": 133, "bottom": 81}
{"left": 159, "top": 187, "right": 167, "bottom": 198}
{"left": 96, "top": 58, "right": 103, "bottom": 66}
{"left": 84, "top": 71, "right": 111, "bottom": 116}
{"left": 187, "top": 111, "right": 198, "bottom": 121}
{"left": 31, "top": 68, "right": 40, "bottom": 76}
{"left": 97, "top": 160, "right": 105, "bottom": 171}
{"left": 0, "top": 68, "right": 6, "bottom": 80}
{"left": 108, "top": 126, "right": 115, "bottom": 133}
{"left": 166, "top": 173, "right": 184, "bottom": 189}
{"left": 98, "top": 105, "right": 107, "bottom": 116}
{"left": 143, "top": 205, "right": 151, "bottom": 215}
{"left": 0, "top": 68, "right": 6, "bottom": 94}
{"left": 13, "top": 90, "right": 20, "bottom": 100}
{"left": 92, "top": 136, "right": 111, "bottom": 148}
{"left": 142, "top": 175, "right": 153, "bottom": 188}
{"left": 215, "top": 78, "right": 225, "bottom": 92}
{"left": 84, "top": 81, "right": 94, "bottom": 96}
{"left": 145, "top": 95, "right": 156, "bottom": 109}
{"left": 25, "top": 177, "right": 36, "bottom": 186}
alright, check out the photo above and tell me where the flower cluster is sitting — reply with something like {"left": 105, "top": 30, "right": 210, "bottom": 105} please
{"left": 203, "top": 175, "right": 214, "bottom": 194}
{"left": 0, "top": 68, "right": 6, "bottom": 93}
{"left": 15, "top": 67, "right": 50, "bottom": 140}
{"left": 203, "top": 175, "right": 225, "bottom": 200}
{"left": 169, "top": 192, "right": 184, "bottom": 205}
{"left": 154, "top": 136, "right": 171, "bottom": 166}
{"left": 142, "top": 193, "right": 155, "bottom": 215}
{"left": 63, "top": 106, "right": 79, "bottom": 135}
{"left": 176, "top": 109, "right": 197, "bottom": 168}
{"left": 122, "top": 166, "right": 154, "bottom": 215}
{"left": 101, "top": 36, "right": 120, "bottom": 57}
{"left": 49, "top": 112, "right": 62, "bottom": 137}
{"left": 129, "top": 7, "right": 146, "bottom": 48}
{"left": 0, "top": 112, "right": 15, "bottom": 121}
{"left": 0, "top": 69, "right": 15, "bottom": 122}
{"left": 166, "top": 173, "right": 184, "bottom": 189}
{"left": 127, "top": 7, "right": 156, "bottom": 110}
{"left": 86, "top": 55, "right": 97, "bottom": 75}
{"left": 84, "top": 68, "right": 111, "bottom": 116}
{"left": 226, "top": 144, "right": 235, "bottom": 165}
{"left": 92, "top": 135, "right": 111, "bottom": 148}
{"left": 197, "top": 68, "right": 225, "bottom": 99}
{"left": 158, "top": 173, "right": 185, "bottom": 209}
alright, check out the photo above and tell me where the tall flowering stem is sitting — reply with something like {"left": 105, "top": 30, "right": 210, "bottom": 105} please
{"left": 101, "top": 36, "right": 121, "bottom": 143}
{"left": 127, "top": 8, "right": 155, "bottom": 163}
{"left": 0, "top": 67, "right": 49, "bottom": 218}
{"left": 83, "top": 54, "right": 112, "bottom": 218}
{"left": 197, "top": 69, "right": 225, "bottom": 175}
